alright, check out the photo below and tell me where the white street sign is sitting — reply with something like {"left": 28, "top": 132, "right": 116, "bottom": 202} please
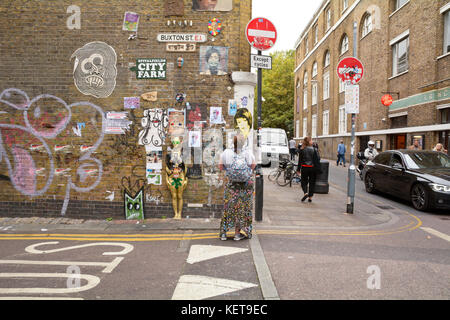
{"left": 345, "top": 84, "right": 359, "bottom": 114}
{"left": 251, "top": 54, "right": 272, "bottom": 69}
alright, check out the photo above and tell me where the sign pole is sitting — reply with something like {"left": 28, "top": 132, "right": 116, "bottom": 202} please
{"left": 346, "top": 21, "right": 358, "bottom": 214}
{"left": 255, "top": 50, "right": 263, "bottom": 222}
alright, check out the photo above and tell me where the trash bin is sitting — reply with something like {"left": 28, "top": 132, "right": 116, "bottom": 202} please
{"left": 315, "top": 160, "right": 329, "bottom": 194}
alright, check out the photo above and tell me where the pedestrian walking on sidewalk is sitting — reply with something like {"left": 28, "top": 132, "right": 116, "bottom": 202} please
{"left": 337, "top": 140, "right": 346, "bottom": 167}
{"left": 289, "top": 137, "right": 297, "bottom": 160}
{"left": 297, "top": 136, "right": 321, "bottom": 202}
{"left": 218, "top": 134, "right": 256, "bottom": 241}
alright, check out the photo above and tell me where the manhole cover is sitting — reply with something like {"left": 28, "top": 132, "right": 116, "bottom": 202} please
{"left": 377, "top": 205, "right": 394, "bottom": 210}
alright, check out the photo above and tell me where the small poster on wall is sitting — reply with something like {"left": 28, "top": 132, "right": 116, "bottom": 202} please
{"left": 168, "top": 108, "right": 186, "bottom": 136}
{"left": 199, "top": 46, "right": 228, "bottom": 75}
{"left": 210, "top": 106, "right": 223, "bottom": 125}
{"left": 146, "top": 170, "right": 162, "bottom": 185}
{"left": 189, "top": 131, "right": 201, "bottom": 148}
{"left": 228, "top": 99, "right": 237, "bottom": 116}
{"left": 123, "top": 12, "right": 139, "bottom": 32}
{"left": 192, "top": 0, "right": 232, "bottom": 11}
{"left": 124, "top": 97, "right": 140, "bottom": 109}
{"left": 146, "top": 148, "right": 163, "bottom": 170}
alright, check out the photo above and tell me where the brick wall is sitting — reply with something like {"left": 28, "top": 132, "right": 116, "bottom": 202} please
{"left": 0, "top": 0, "right": 251, "bottom": 219}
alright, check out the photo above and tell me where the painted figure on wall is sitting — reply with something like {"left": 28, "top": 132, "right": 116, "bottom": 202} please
{"left": 192, "top": 0, "right": 232, "bottom": 11}
{"left": 168, "top": 109, "right": 185, "bottom": 136}
{"left": 124, "top": 187, "right": 144, "bottom": 220}
{"left": 138, "top": 108, "right": 168, "bottom": 147}
{"left": 71, "top": 41, "right": 117, "bottom": 98}
{"left": 166, "top": 136, "right": 188, "bottom": 219}
{"left": 199, "top": 46, "right": 228, "bottom": 75}
{"left": 234, "top": 107, "right": 252, "bottom": 150}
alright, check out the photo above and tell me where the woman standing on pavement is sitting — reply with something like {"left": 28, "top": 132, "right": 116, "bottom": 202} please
{"left": 218, "top": 134, "right": 256, "bottom": 241}
{"left": 297, "top": 136, "right": 321, "bottom": 202}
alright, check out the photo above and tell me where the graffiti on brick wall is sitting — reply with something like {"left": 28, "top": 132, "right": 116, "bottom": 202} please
{"left": 0, "top": 88, "right": 106, "bottom": 215}
{"left": 71, "top": 42, "right": 117, "bottom": 98}
{"left": 66, "top": 5, "right": 81, "bottom": 30}
{"left": 138, "top": 108, "right": 168, "bottom": 147}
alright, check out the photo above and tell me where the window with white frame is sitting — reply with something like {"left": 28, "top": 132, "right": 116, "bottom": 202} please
{"left": 362, "top": 13, "right": 372, "bottom": 38}
{"left": 443, "top": 6, "right": 450, "bottom": 54}
{"left": 324, "top": 50, "right": 330, "bottom": 67}
{"left": 303, "top": 72, "right": 308, "bottom": 109}
{"left": 340, "top": 34, "right": 349, "bottom": 55}
{"left": 296, "top": 120, "right": 300, "bottom": 138}
{"left": 339, "top": 77, "right": 346, "bottom": 93}
{"left": 314, "top": 25, "right": 318, "bottom": 44}
{"left": 326, "top": 9, "right": 331, "bottom": 30}
{"left": 296, "top": 80, "right": 301, "bottom": 113}
{"left": 322, "top": 110, "right": 329, "bottom": 135}
{"left": 312, "top": 114, "right": 317, "bottom": 138}
{"left": 338, "top": 105, "right": 347, "bottom": 133}
{"left": 303, "top": 117, "right": 307, "bottom": 138}
{"left": 323, "top": 71, "right": 330, "bottom": 100}
{"left": 312, "top": 82, "right": 318, "bottom": 105}
{"left": 392, "top": 36, "right": 409, "bottom": 76}
{"left": 395, "top": 0, "right": 408, "bottom": 10}
{"left": 305, "top": 38, "right": 309, "bottom": 54}
{"left": 343, "top": 0, "right": 348, "bottom": 11}
{"left": 312, "top": 61, "right": 318, "bottom": 77}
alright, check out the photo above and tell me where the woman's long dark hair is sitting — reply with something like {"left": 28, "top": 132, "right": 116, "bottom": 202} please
{"left": 301, "top": 136, "right": 311, "bottom": 149}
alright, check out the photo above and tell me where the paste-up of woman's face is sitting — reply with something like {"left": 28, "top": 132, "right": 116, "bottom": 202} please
{"left": 207, "top": 52, "right": 220, "bottom": 69}
{"left": 197, "top": 0, "right": 218, "bottom": 10}
{"left": 236, "top": 117, "right": 250, "bottom": 138}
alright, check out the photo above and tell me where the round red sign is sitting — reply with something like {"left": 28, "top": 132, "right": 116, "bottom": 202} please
{"left": 246, "top": 17, "right": 277, "bottom": 51}
{"left": 337, "top": 57, "right": 364, "bottom": 84}
{"left": 381, "top": 94, "right": 393, "bottom": 106}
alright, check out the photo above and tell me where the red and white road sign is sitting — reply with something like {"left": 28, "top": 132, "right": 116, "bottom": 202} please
{"left": 246, "top": 17, "right": 277, "bottom": 51}
{"left": 337, "top": 57, "right": 364, "bottom": 84}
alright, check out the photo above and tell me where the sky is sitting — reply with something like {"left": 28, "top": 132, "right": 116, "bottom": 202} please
{"left": 251, "top": 0, "right": 323, "bottom": 54}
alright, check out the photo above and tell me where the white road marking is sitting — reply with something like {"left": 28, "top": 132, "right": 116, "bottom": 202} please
{"left": 25, "top": 241, "right": 134, "bottom": 255}
{"left": 186, "top": 245, "right": 248, "bottom": 264}
{"left": 171, "top": 275, "right": 257, "bottom": 300}
{"left": 420, "top": 227, "right": 450, "bottom": 242}
{"left": 0, "top": 257, "right": 124, "bottom": 273}
{"left": 0, "top": 273, "right": 100, "bottom": 294}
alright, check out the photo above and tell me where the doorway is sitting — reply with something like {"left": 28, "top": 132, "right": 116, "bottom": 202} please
{"left": 393, "top": 134, "right": 406, "bottom": 149}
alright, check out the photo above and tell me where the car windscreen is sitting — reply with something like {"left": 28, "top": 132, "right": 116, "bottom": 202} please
{"left": 403, "top": 152, "right": 450, "bottom": 169}
{"left": 260, "top": 131, "right": 287, "bottom": 146}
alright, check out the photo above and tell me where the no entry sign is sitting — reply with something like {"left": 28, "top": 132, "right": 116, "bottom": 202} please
{"left": 246, "top": 17, "right": 277, "bottom": 51}
{"left": 337, "top": 57, "right": 364, "bottom": 84}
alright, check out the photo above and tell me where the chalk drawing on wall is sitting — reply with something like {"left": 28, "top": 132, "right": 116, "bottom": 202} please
{"left": 138, "top": 108, "right": 168, "bottom": 148}
{"left": 71, "top": 42, "right": 117, "bottom": 98}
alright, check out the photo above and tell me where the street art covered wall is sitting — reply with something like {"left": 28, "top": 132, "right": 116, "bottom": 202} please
{"left": 0, "top": 0, "right": 252, "bottom": 219}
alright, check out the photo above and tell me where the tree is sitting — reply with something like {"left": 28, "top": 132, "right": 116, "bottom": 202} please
{"left": 253, "top": 50, "right": 294, "bottom": 138}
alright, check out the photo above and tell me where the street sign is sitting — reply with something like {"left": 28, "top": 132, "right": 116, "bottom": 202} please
{"left": 337, "top": 57, "right": 363, "bottom": 84}
{"left": 381, "top": 94, "right": 393, "bottom": 106}
{"left": 345, "top": 84, "right": 359, "bottom": 114}
{"left": 246, "top": 17, "right": 277, "bottom": 51}
{"left": 251, "top": 54, "right": 272, "bottom": 69}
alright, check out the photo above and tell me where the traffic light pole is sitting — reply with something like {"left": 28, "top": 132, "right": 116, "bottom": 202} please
{"left": 255, "top": 50, "right": 263, "bottom": 222}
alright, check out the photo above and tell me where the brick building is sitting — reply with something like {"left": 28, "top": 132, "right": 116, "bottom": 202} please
{"left": 293, "top": 0, "right": 450, "bottom": 161}
{"left": 0, "top": 0, "right": 254, "bottom": 219}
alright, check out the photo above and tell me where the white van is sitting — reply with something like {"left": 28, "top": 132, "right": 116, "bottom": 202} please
{"left": 259, "top": 128, "right": 290, "bottom": 166}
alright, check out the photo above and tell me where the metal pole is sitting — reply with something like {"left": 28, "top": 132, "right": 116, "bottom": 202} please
{"left": 255, "top": 50, "right": 263, "bottom": 221}
{"left": 346, "top": 22, "right": 357, "bottom": 214}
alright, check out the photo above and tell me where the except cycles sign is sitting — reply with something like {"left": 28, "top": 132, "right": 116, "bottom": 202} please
{"left": 337, "top": 57, "right": 364, "bottom": 84}
{"left": 246, "top": 17, "right": 277, "bottom": 51}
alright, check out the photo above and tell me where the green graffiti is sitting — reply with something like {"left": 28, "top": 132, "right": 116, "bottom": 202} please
{"left": 124, "top": 187, "right": 144, "bottom": 220}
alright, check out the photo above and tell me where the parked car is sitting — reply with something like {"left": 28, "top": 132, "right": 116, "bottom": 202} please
{"left": 259, "top": 128, "right": 290, "bottom": 166}
{"left": 363, "top": 150, "right": 450, "bottom": 211}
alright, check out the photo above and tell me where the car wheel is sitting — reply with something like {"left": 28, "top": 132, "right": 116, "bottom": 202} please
{"left": 411, "top": 183, "right": 429, "bottom": 211}
{"left": 364, "top": 173, "right": 376, "bottom": 193}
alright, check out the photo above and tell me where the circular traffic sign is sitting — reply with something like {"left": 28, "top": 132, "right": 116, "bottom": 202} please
{"left": 337, "top": 57, "right": 364, "bottom": 84}
{"left": 246, "top": 17, "right": 277, "bottom": 51}
{"left": 381, "top": 94, "right": 393, "bottom": 106}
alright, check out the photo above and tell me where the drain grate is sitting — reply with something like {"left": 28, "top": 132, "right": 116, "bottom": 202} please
{"left": 376, "top": 205, "right": 394, "bottom": 210}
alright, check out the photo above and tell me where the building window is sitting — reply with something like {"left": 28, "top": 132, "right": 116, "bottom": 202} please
{"left": 343, "top": 0, "right": 348, "bottom": 11}
{"left": 322, "top": 110, "right": 329, "bottom": 135}
{"left": 339, "top": 77, "right": 346, "bottom": 93}
{"left": 326, "top": 9, "right": 331, "bottom": 30}
{"left": 323, "top": 71, "right": 330, "bottom": 100}
{"left": 443, "top": 9, "right": 450, "bottom": 54}
{"left": 312, "top": 61, "right": 318, "bottom": 77}
{"left": 296, "top": 120, "right": 300, "bottom": 138}
{"left": 362, "top": 13, "right": 372, "bottom": 38}
{"left": 314, "top": 25, "right": 318, "bottom": 44}
{"left": 392, "top": 36, "right": 409, "bottom": 76}
{"left": 296, "top": 80, "right": 301, "bottom": 113}
{"left": 395, "top": 0, "right": 408, "bottom": 10}
{"left": 340, "top": 34, "right": 349, "bottom": 55}
{"left": 312, "top": 82, "right": 318, "bottom": 106}
{"left": 305, "top": 38, "right": 309, "bottom": 54}
{"left": 303, "top": 72, "right": 308, "bottom": 109}
{"left": 312, "top": 114, "right": 317, "bottom": 138}
{"left": 441, "top": 107, "right": 450, "bottom": 124}
{"left": 303, "top": 117, "right": 307, "bottom": 138}
{"left": 339, "top": 105, "right": 347, "bottom": 133}
{"left": 324, "top": 50, "right": 330, "bottom": 67}
{"left": 390, "top": 115, "right": 407, "bottom": 129}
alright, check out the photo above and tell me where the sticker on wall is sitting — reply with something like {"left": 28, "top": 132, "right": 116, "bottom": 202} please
{"left": 71, "top": 42, "right": 117, "bottom": 98}
{"left": 123, "top": 12, "right": 139, "bottom": 32}
{"left": 199, "top": 46, "right": 228, "bottom": 75}
{"left": 210, "top": 106, "right": 224, "bottom": 125}
{"left": 138, "top": 108, "right": 168, "bottom": 148}
{"left": 208, "top": 18, "right": 222, "bottom": 36}
{"left": 104, "top": 111, "right": 132, "bottom": 134}
{"left": 124, "top": 96, "right": 140, "bottom": 109}
{"left": 177, "top": 57, "right": 184, "bottom": 68}
{"left": 132, "top": 58, "right": 167, "bottom": 79}
{"left": 124, "top": 187, "right": 144, "bottom": 220}
{"left": 146, "top": 148, "right": 163, "bottom": 170}
{"left": 147, "top": 172, "right": 162, "bottom": 185}
{"left": 141, "top": 91, "right": 158, "bottom": 102}
{"left": 189, "top": 131, "right": 201, "bottom": 148}
{"left": 168, "top": 108, "right": 185, "bottom": 136}
{"left": 175, "top": 93, "right": 185, "bottom": 103}
{"left": 228, "top": 99, "right": 237, "bottom": 116}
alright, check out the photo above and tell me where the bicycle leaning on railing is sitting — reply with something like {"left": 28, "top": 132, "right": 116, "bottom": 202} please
{"left": 267, "top": 159, "right": 290, "bottom": 183}
{"left": 276, "top": 161, "right": 301, "bottom": 187}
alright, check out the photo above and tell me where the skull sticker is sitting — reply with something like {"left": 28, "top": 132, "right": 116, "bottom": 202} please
{"left": 71, "top": 41, "right": 117, "bottom": 98}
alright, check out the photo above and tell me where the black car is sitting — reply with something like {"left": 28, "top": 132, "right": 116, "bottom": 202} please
{"left": 363, "top": 150, "right": 450, "bottom": 211}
